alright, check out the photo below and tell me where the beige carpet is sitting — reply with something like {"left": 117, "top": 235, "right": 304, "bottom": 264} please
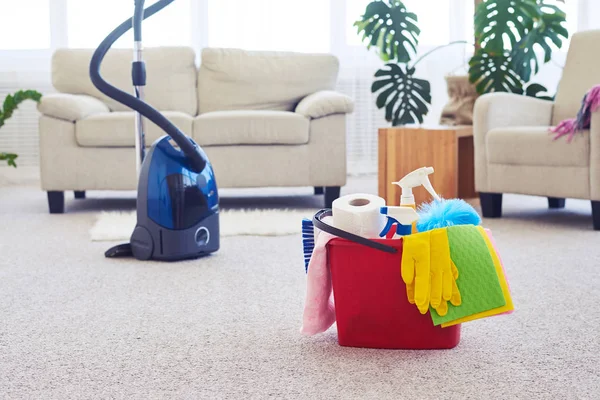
{"left": 1, "top": 170, "right": 600, "bottom": 399}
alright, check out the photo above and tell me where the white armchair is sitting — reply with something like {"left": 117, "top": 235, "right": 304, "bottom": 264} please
{"left": 473, "top": 30, "right": 600, "bottom": 229}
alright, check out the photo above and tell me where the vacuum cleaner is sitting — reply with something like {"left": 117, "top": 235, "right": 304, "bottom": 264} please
{"left": 89, "top": 0, "right": 219, "bottom": 261}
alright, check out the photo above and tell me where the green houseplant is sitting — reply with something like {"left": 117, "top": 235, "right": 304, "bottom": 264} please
{"left": 0, "top": 90, "right": 42, "bottom": 167}
{"left": 469, "top": 0, "right": 568, "bottom": 99}
{"left": 354, "top": 0, "right": 465, "bottom": 126}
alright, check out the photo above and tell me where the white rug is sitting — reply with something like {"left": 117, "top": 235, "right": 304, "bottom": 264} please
{"left": 89, "top": 209, "right": 317, "bottom": 241}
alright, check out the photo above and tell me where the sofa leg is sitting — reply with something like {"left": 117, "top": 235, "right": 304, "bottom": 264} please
{"left": 592, "top": 201, "right": 600, "bottom": 231}
{"left": 479, "top": 192, "right": 502, "bottom": 218}
{"left": 47, "top": 191, "right": 65, "bottom": 214}
{"left": 324, "top": 186, "right": 341, "bottom": 208}
{"left": 548, "top": 197, "right": 565, "bottom": 209}
{"left": 74, "top": 191, "right": 86, "bottom": 199}
{"left": 314, "top": 187, "right": 324, "bottom": 195}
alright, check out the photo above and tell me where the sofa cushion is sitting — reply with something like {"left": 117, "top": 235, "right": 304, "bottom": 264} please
{"left": 75, "top": 111, "right": 193, "bottom": 147}
{"left": 52, "top": 47, "right": 198, "bottom": 115}
{"left": 197, "top": 48, "right": 339, "bottom": 114}
{"left": 486, "top": 126, "right": 590, "bottom": 167}
{"left": 193, "top": 110, "right": 309, "bottom": 146}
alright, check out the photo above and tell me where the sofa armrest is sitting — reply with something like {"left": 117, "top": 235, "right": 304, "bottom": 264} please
{"left": 37, "top": 93, "right": 110, "bottom": 122}
{"left": 473, "top": 92, "right": 554, "bottom": 192}
{"left": 295, "top": 90, "right": 354, "bottom": 119}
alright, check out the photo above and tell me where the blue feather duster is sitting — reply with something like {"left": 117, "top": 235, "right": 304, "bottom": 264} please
{"left": 416, "top": 199, "right": 481, "bottom": 232}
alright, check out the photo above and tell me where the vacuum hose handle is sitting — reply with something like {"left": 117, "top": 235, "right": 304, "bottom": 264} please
{"left": 89, "top": 0, "right": 206, "bottom": 173}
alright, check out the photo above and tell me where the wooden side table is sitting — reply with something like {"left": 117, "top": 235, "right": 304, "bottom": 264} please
{"left": 378, "top": 125, "right": 477, "bottom": 206}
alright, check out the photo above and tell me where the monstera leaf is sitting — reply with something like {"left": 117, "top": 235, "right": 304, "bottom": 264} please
{"left": 354, "top": 0, "right": 420, "bottom": 63}
{"left": 475, "top": 0, "right": 539, "bottom": 55}
{"left": 525, "top": 83, "right": 553, "bottom": 100}
{"left": 371, "top": 63, "right": 431, "bottom": 125}
{"left": 510, "top": 3, "right": 568, "bottom": 82}
{"left": 471, "top": 0, "right": 568, "bottom": 96}
{"left": 469, "top": 49, "right": 524, "bottom": 94}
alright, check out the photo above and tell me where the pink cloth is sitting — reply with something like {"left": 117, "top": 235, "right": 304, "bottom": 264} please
{"left": 301, "top": 216, "right": 337, "bottom": 335}
{"left": 551, "top": 84, "right": 600, "bottom": 142}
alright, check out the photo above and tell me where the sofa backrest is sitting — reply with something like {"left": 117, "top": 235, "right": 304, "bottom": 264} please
{"left": 197, "top": 48, "right": 339, "bottom": 114}
{"left": 51, "top": 47, "right": 198, "bottom": 115}
{"left": 553, "top": 30, "right": 600, "bottom": 125}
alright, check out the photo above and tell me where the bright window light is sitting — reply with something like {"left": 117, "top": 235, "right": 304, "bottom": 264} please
{"left": 465, "top": 0, "right": 475, "bottom": 45}
{"left": 66, "top": 0, "right": 192, "bottom": 48}
{"left": 0, "top": 0, "right": 51, "bottom": 49}
{"left": 207, "top": 0, "right": 330, "bottom": 53}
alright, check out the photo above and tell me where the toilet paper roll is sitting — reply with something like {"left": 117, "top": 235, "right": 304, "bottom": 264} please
{"left": 332, "top": 193, "right": 386, "bottom": 239}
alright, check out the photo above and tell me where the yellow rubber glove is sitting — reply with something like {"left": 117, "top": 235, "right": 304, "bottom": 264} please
{"left": 429, "top": 228, "right": 451, "bottom": 308}
{"left": 429, "top": 228, "right": 462, "bottom": 316}
{"left": 401, "top": 231, "right": 431, "bottom": 314}
{"left": 433, "top": 261, "right": 462, "bottom": 316}
{"left": 428, "top": 228, "right": 462, "bottom": 316}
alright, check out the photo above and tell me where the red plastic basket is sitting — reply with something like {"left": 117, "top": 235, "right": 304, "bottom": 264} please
{"left": 325, "top": 235, "right": 461, "bottom": 350}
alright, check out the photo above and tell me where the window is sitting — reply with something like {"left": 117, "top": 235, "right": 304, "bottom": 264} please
{"left": 464, "top": 0, "right": 475, "bottom": 45}
{"left": 207, "top": 0, "right": 330, "bottom": 53}
{"left": 66, "top": 0, "right": 192, "bottom": 48}
{"left": 0, "top": 0, "right": 51, "bottom": 49}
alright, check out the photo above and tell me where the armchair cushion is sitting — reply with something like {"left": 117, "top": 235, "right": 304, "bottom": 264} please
{"left": 38, "top": 93, "right": 109, "bottom": 122}
{"left": 473, "top": 92, "right": 555, "bottom": 191}
{"left": 487, "top": 126, "right": 590, "bottom": 168}
{"left": 75, "top": 111, "right": 193, "bottom": 147}
{"left": 193, "top": 110, "right": 309, "bottom": 146}
{"left": 295, "top": 90, "right": 354, "bottom": 119}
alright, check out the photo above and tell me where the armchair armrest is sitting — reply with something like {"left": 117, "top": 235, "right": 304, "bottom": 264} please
{"left": 37, "top": 93, "right": 109, "bottom": 122}
{"left": 473, "top": 92, "right": 554, "bottom": 192}
{"left": 590, "top": 110, "right": 600, "bottom": 200}
{"left": 295, "top": 90, "right": 354, "bottom": 119}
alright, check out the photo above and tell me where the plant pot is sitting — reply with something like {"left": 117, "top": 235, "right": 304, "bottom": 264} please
{"left": 439, "top": 75, "right": 479, "bottom": 126}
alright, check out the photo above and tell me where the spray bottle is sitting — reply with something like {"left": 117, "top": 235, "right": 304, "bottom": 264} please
{"left": 379, "top": 166, "right": 441, "bottom": 237}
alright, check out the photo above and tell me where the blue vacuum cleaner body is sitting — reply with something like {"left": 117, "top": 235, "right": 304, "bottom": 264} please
{"left": 130, "top": 136, "right": 220, "bottom": 260}
{"left": 90, "top": 0, "right": 219, "bottom": 261}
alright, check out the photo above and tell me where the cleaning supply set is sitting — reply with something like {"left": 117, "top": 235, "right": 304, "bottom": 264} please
{"left": 301, "top": 167, "right": 514, "bottom": 349}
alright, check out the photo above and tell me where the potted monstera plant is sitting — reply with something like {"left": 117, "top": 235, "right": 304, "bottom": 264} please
{"left": 469, "top": 0, "right": 568, "bottom": 99}
{"left": 0, "top": 90, "right": 42, "bottom": 167}
{"left": 354, "top": 0, "right": 465, "bottom": 125}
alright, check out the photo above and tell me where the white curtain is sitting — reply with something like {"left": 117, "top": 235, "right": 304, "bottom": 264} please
{"left": 0, "top": 0, "right": 597, "bottom": 171}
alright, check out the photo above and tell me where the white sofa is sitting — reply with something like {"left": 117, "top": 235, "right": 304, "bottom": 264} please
{"left": 38, "top": 47, "right": 354, "bottom": 213}
{"left": 473, "top": 30, "right": 600, "bottom": 229}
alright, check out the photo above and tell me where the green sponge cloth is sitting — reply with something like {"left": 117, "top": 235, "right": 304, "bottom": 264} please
{"left": 430, "top": 225, "right": 506, "bottom": 326}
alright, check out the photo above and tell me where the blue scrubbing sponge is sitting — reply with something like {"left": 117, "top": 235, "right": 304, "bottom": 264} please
{"left": 416, "top": 198, "right": 481, "bottom": 232}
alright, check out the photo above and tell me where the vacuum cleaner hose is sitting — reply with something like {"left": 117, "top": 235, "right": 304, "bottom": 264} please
{"left": 89, "top": 0, "right": 206, "bottom": 173}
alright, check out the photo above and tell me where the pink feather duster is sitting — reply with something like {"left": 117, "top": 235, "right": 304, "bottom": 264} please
{"left": 551, "top": 84, "right": 600, "bottom": 142}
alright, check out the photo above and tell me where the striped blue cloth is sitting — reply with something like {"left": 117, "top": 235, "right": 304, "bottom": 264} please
{"left": 302, "top": 218, "right": 315, "bottom": 273}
